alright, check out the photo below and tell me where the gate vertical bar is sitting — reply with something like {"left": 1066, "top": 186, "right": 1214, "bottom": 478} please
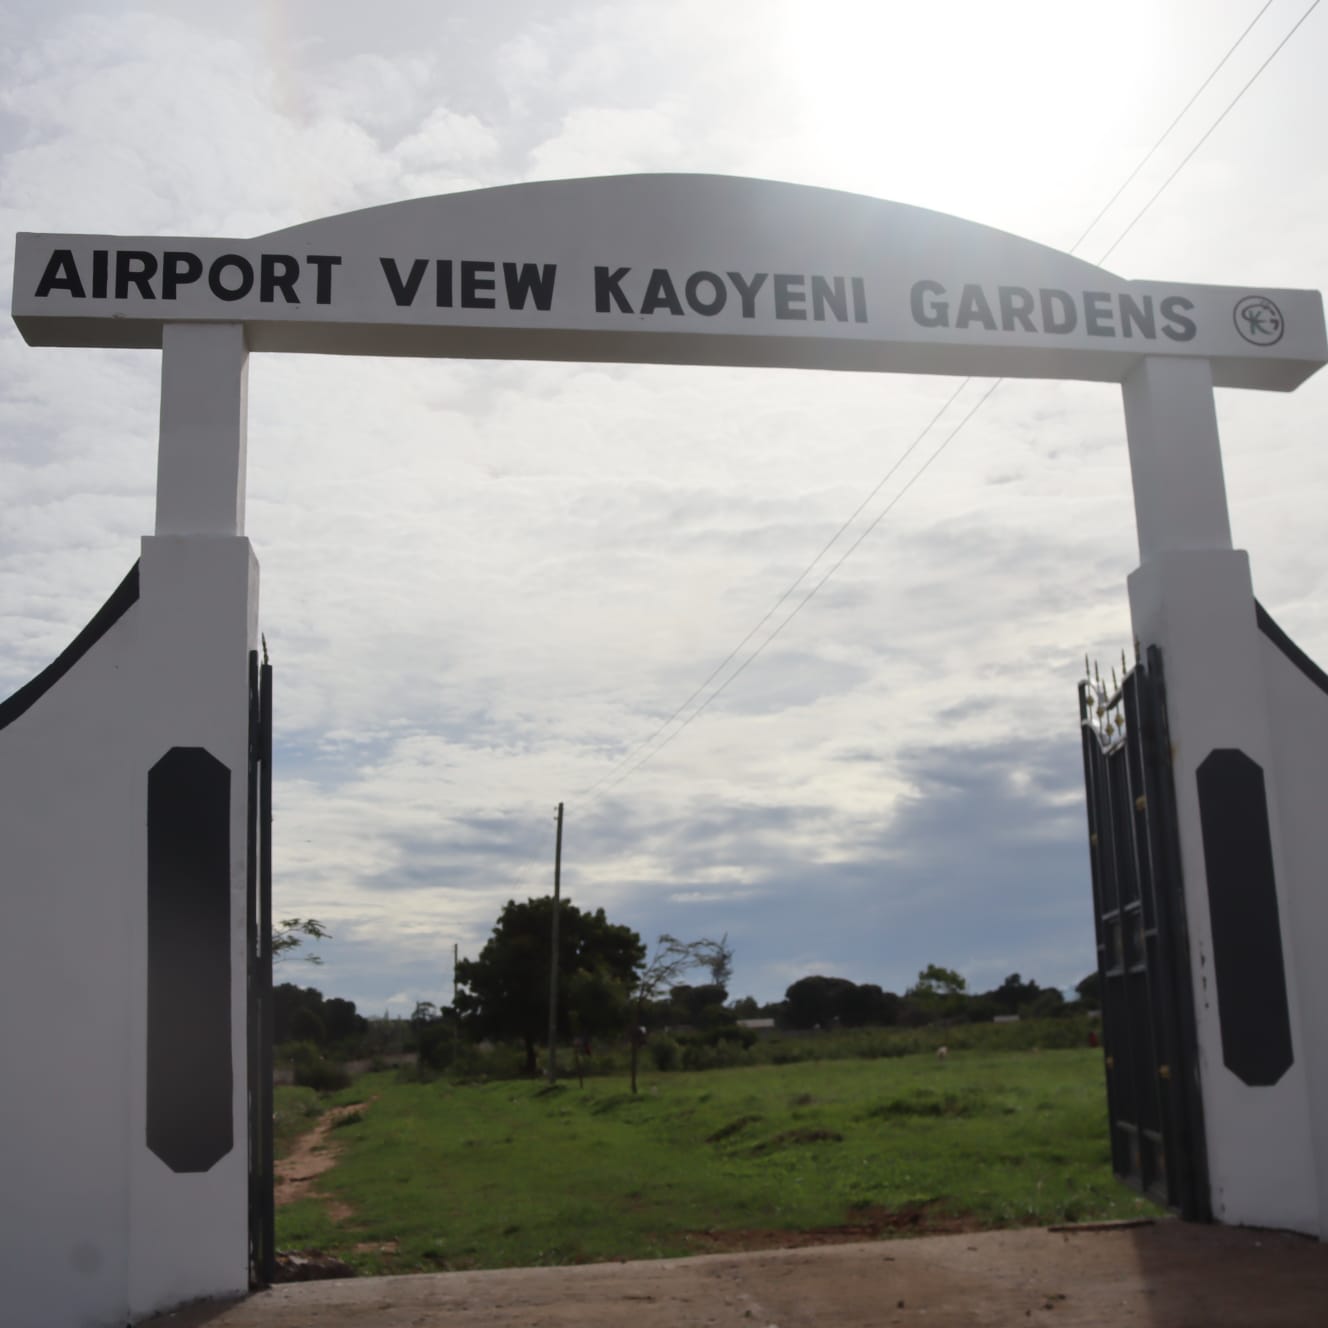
{"left": 245, "top": 650, "right": 262, "bottom": 1285}
{"left": 1080, "top": 650, "right": 1210, "bottom": 1218}
{"left": 1079, "top": 681, "right": 1125, "bottom": 1179}
{"left": 1138, "top": 648, "right": 1210, "bottom": 1220}
{"left": 258, "top": 656, "right": 275, "bottom": 1283}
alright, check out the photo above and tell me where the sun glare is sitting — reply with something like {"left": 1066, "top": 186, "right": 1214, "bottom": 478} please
{"left": 777, "top": 0, "right": 1164, "bottom": 239}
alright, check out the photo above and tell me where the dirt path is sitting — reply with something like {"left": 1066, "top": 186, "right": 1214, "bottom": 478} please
{"left": 274, "top": 1100, "right": 369, "bottom": 1220}
{"left": 141, "top": 1220, "right": 1328, "bottom": 1327}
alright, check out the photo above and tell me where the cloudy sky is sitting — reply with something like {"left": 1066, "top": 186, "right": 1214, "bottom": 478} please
{"left": 3, "top": 0, "right": 1326, "bottom": 1014}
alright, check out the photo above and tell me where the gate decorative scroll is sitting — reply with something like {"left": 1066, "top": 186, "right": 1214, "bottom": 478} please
{"left": 1079, "top": 648, "right": 1209, "bottom": 1220}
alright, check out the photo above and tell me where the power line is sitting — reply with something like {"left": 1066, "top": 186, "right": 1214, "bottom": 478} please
{"left": 1068, "top": 0, "right": 1278, "bottom": 256}
{"left": 595, "top": 381, "right": 1004, "bottom": 795}
{"left": 585, "top": 4, "right": 1270, "bottom": 797}
{"left": 1098, "top": 0, "right": 1321, "bottom": 266}
{"left": 585, "top": 0, "right": 1318, "bottom": 798}
{"left": 580, "top": 376, "right": 976, "bottom": 796}
{"left": 587, "top": 1, "right": 1310, "bottom": 796}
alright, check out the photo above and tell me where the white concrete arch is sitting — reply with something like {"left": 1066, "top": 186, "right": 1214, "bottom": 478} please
{"left": 5, "top": 175, "right": 1328, "bottom": 1326}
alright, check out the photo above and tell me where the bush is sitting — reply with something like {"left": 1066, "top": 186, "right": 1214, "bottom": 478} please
{"left": 416, "top": 1024, "right": 456, "bottom": 1071}
{"left": 680, "top": 1036, "right": 751, "bottom": 1071}
{"left": 276, "top": 1039, "right": 322, "bottom": 1069}
{"left": 649, "top": 1035, "right": 681, "bottom": 1072}
{"left": 295, "top": 1056, "right": 351, "bottom": 1093}
{"left": 447, "top": 1040, "right": 529, "bottom": 1083}
{"left": 689, "top": 1025, "right": 757, "bottom": 1050}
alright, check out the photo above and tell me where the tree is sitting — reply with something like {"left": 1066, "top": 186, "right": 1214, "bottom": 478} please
{"left": 565, "top": 964, "right": 630, "bottom": 1085}
{"left": 627, "top": 934, "right": 733, "bottom": 1093}
{"left": 782, "top": 976, "right": 901, "bottom": 1029}
{"left": 841, "top": 982, "right": 900, "bottom": 1028}
{"left": 667, "top": 982, "right": 730, "bottom": 1027}
{"left": 322, "top": 997, "right": 366, "bottom": 1043}
{"left": 909, "top": 964, "right": 967, "bottom": 998}
{"left": 289, "top": 1007, "right": 324, "bottom": 1043}
{"left": 903, "top": 965, "right": 969, "bottom": 1025}
{"left": 1025, "top": 988, "right": 1067, "bottom": 1019}
{"left": 566, "top": 965, "right": 630, "bottom": 1042}
{"left": 272, "top": 982, "right": 366, "bottom": 1049}
{"left": 988, "top": 973, "right": 1040, "bottom": 1014}
{"left": 455, "top": 897, "right": 645, "bottom": 1075}
{"left": 410, "top": 1000, "right": 455, "bottom": 1070}
{"left": 784, "top": 975, "right": 857, "bottom": 1029}
{"left": 273, "top": 917, "right": 330, "bottom": 965}
{"left": 1075, "top": 971, "right": 1102, "bottom": 1007}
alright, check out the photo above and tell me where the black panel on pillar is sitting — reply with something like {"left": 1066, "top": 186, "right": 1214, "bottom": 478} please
{"left": 1196, "top": 749, "right": 1294, "bottom": 1087}
{"left": 147, "top": 746, "right": 233, "bottom": 1172}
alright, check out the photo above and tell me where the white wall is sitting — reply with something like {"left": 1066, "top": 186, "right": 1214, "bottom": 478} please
{"left": 1258, "top": 614, "right": 1328, "bottom": 1237}
{"left": 0, "top": 535, "right": 257, "bottom": 1328}
{"left": 1128, "top": 550, "right": 1321, "bottom": 1235}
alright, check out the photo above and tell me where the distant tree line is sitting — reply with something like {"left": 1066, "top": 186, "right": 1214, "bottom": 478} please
{"left": 273, "top": 893, "right": 1103, "bottom": 1090}
{"left": 274, "top": 983, "right": 370, "bottom": 1050}
{"left": 772, "top": 967, "right": 1099, "bottom": 1031}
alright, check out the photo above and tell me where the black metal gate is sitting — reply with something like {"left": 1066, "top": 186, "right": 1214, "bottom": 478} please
{"left": 1079, "top": 647, "right": 1209, "bottom": 1220}
{"left": 246, "top": 649, "right": 275, "bottom": 1286}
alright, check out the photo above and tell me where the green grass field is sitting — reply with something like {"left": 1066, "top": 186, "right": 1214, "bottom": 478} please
{"left": 275, "top": 1046, "right": 1159, "bottom": 1275}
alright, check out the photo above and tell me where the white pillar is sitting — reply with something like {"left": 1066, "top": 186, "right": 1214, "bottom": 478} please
{"left": 1122, "top": 357, "right": 1231, "bottom": 560}
{"left": 131, "top": 321, "right": 258, "bottom": 1315}
{"left": 128, "top": 535, "right": 258, "bottom": 1319}
{"left": 156, "top": 323, "right": 249, "bottom": 537}
{"left": 1123, "top": 356, "right": 1321, "bottom": 1234}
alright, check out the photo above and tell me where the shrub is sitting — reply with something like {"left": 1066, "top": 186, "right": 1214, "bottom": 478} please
{"left": 680, "top": 1036, "right": 750, "bottom": 1071}
{"left": 649, "top": 1035, "right": 680, "bottom": 1072}
{"left": 295, "top": 1056, "right": 351, "bottom": 1093}
{"left": 416, "top": 1024, "right": 456, "bottom": 1071}
{"left": 690, "top": 1025, "right": 757, "bottom": 1050}
{"left": 447, "top": 1040, "right": 528, "bottom": 1083}
{"left": 276, "top": 1039, "right": 322, "bottom": 1069}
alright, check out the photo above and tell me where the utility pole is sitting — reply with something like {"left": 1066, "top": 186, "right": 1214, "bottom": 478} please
{"left": 546, "top": 801, "right": 564, "bottom": 1083}
{"left": 452, "top": 942, "right": 459, "bottom": 1064}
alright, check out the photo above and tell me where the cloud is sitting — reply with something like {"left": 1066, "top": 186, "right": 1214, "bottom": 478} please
{"left": 3, "top": 0, "right": 1327, "bottom": 1023}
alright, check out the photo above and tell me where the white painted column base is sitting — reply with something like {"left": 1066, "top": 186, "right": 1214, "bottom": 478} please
{"left": 0, "top": 535, "right": 258, "bottom": 1328}
{"left": 1129, "top": 548, "right": 1321, "bottom": 1236}
{"left": 129, "top": 534, "right": 259, "bottom": 1319}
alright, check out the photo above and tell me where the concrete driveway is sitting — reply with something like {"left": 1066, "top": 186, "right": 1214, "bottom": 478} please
{"left": 142, "top": 1221, "right": 1328, "bottom": 1328}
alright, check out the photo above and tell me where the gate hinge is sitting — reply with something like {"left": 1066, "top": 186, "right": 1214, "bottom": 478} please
{"left": 1158, "top": 1064, "right": 1171, "bottom": 1080}
{"left": 1089, "top": 832, "right": 1098, "bottom": 847}
{"left": 1134, "top": 795, "right": 1147, "bottom": 812}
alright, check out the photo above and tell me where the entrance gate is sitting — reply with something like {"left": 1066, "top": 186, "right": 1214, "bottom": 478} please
{"left": 4, "top": 174, "right": 1328, "bottom": 1326}
{"left": 1079, "top": 649, "right": 1208, "bottom": 1219}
